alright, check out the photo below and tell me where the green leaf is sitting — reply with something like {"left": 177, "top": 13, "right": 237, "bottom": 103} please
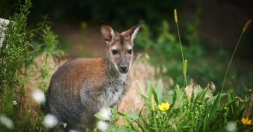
{"left": 125, "top": 118, "right": 136, "bottom": 130}
{"left": 94, "top": 112, "right": 106, "bottom": 120}
{"left": 174, "top": 85, "right": 185, "bottom": 108}
{"left": 139, "top": 93, "right": 149, "bottom": 102}
{"left": 146, "top": 81, "right": 154, "bottom": 99}
{"left": 117, "top": 111, "right": 125, "bottom": 116}
{"left": 209, "top": 93, "right": 226, "bottom": 120}
{"left": 225, "top": 99, "right": 236, "bottom": 107}
{"left": 206, "top": 93, "right": 227, "bottom": 104}
{"left": 203, "top": 115, "right": 209, "bottom": 132}
{"left": 193, "top": 90, "right": 208, "bottom": 104}
{"left": 127, "top": 113, "right": 139, "bottom": 121}
{"left": 151, "top": 87, "right": 159, "bottom": 105}
{"left": 138, "top": 109, "right": 143, "bottom": 117}
{"left": 116, "top": 126, "right": 132, "bottom": 132}
{"left": 156, "top": 79, "right": 163, "bottom": 104}
{"left": 210, "top": 94, "right": 221, "bottom": 118}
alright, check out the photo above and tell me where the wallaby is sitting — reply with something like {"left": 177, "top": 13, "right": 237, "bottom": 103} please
{"left": 44, "top": 21, "right": 143, "bottom": 131}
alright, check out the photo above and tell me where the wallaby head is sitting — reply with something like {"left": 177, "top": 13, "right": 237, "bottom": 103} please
{"left": 100, "top": 21, "right": 143, "bottom": 74}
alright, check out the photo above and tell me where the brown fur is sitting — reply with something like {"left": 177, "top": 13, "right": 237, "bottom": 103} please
{"left": 44, "top": 21, "right": 143, "bottom": 131}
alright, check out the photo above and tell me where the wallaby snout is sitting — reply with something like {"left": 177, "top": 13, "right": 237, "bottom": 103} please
{"left": 120, "top": 65, "right": 128, "bottom": 73}
{"left": 44, "top": 21, "right": 143, "bottom": 131}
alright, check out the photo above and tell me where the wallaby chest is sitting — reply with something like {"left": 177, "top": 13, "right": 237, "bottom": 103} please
{"left": 98, "top": 74, "right": 129, "bottom": 107}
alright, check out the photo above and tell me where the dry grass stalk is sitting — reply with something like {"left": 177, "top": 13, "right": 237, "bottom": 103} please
{"left": 185, "top": 80, "right": 216, "bottom": 99}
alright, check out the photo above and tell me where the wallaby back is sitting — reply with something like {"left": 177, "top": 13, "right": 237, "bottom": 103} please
{"left": 44, "top": 21, "right": 143, "bottom": 131}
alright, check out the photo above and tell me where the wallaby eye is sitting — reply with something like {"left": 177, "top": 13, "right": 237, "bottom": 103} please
{"left": 127, "top": 49, "right": 132, "bottom": 54}
{"left": 112, "top": 50, "right": 118, "bottom": 55}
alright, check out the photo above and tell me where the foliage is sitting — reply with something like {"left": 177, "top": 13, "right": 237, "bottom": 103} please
{"left": 96, "top": 80, "right": 253, "bottom": 132}
{"left": 134, "top": 20, "right": 253, "bottom": 96}
{"left": 0, "top": 0, "right": 62, "bottom": 131}
{"left": 95, "top": 14, "right": 253, "bottom": 132}
{"left": 0, "top": 0, "right": 17, "bottom": 18}
{"left": 28, "top": 0, "right": 179, "bottom": 29}
{"left": 0, "top": 0, "right": 252, "bottom": 131}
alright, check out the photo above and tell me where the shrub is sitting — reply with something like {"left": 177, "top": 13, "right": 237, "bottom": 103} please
{"left": 0, "top": 0, "right": 62, "bottom": 131}
{"left": 134, "top": 20, "right": 252, "bottom": 96}
{"left": 96, "top": 80, "right": 253, "bottom": 132}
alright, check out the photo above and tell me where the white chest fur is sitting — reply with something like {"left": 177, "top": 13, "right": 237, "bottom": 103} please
{"left": 99, "top": 74, "right": 127, "bottom": 107}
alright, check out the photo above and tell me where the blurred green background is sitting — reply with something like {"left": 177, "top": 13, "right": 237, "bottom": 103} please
{"left": 1, "top": 0, "right": 252, "bottom": 95}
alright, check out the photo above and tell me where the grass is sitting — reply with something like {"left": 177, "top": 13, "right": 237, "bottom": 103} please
{"left": 98, "top": 80, "right": 252, "bottom": 132}
{"left": 221, "top": 20, "right": 252, "bottom": 93}
{"left": 134, "top": 17, "right": 253, "bottom": 97}
{"left": 0, "top": 1, "right": 252, "bottom": 131}
{"left": 174, "top": 9, "right": 187, "bottom": 87}
{"left": 95, "top": 10, "right": 253, "bottom": 132}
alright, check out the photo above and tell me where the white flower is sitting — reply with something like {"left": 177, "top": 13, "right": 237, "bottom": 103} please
{"left": 97, "top": 121, "right": 108, "bottom": 131}
{"left": 44, "top": 114, "right": 58, "bottom": 128}
{"left": 99, "top": 107, "right": 111, "bottom": 120}
{"left": 69, "top": 130, "right": 78, "bottom": 132}
{"left": 226, "top": 121, "right": 237, "bottom": 132}
{"left": 0, "top": 114, "right": 14, "bottom": 129}
{"left": 13, "top": 101, "right": 17, "bottom": 105}
{"left": 168, "top": 90, "right": 174, "bottom": 95}
{"left": 63, "top": 123, "right": 67, "bottom": 128}
{"left": 32, "top": 89, "right": 46, "bottom": 103}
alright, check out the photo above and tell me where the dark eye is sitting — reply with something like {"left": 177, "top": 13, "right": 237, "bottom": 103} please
{"left": 127, "top": 49, "right": 132, "bottom": 54}
{"left": 112, "top": 50, "right": 118, "bottom": 55}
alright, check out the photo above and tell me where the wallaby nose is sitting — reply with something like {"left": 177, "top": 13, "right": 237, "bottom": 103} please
{"left": 120, "top": 65, "right": 128, "bottom": 73}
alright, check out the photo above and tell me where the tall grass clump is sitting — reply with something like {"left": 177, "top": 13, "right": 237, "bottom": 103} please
{"left": 94, "top": 11, "right": 253, "bottom": 132}
{"left": 0, "top": 0, "right": 62, "bottom": 131}
{"left": 134, "top": 14, "right": 252, "bottom": 96}
{"left": 97, "top": 80, "right": 252, "bottom": 131}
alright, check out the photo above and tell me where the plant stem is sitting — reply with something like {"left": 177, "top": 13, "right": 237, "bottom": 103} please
{"left": 221, "top": 19, "right": 251, "bottom": 93}
{"left": 174, "top": 9, "right": 187, "bottom": 87}
{"left": 176, "top": 24, "right": 185, "bottom": 65}
{"left": 221, "top": 32, "right": 243, "bottom": 93}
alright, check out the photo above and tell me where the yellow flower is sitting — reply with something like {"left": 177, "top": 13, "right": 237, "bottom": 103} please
{"left": 242, "top": 117, "right": 252, "bottom": 125}
{"left": 80, "top": 21, "right": 87, "bottom": 29}
{"left": 158, "top": 102, "right": 170, "bottom": 112}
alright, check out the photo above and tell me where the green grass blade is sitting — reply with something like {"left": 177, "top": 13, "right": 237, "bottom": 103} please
{"left": 156, "top": 79, "right": 163, "bottom": 104}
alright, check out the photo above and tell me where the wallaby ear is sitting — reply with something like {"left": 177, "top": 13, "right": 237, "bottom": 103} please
{"left": 122, "top": 21, "right": 144, "bottom": 42}
{"left": 99, "top": 21, "right": 115, "bottom": 43}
